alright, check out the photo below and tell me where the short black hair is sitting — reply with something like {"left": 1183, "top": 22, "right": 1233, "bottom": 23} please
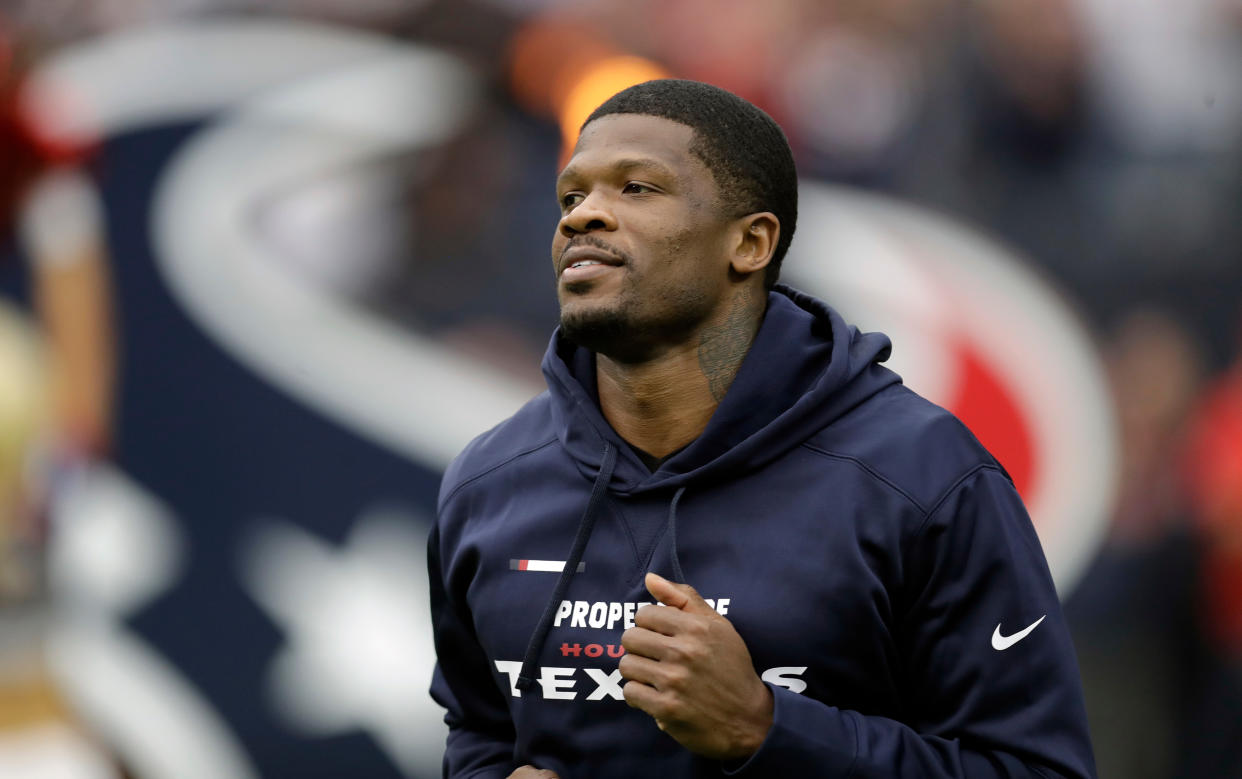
{"left": 583, "top": 79, "right": 798, "bottom": 290}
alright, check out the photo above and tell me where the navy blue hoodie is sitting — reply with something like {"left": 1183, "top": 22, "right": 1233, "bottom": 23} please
{"left": 429, "top": 285, "right": 1096, "bottom": 778}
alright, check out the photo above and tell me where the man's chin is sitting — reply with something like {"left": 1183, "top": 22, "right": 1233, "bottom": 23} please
{"left": 558, "top": 303, "right": 631, "bottom": 356}
{"left": 558, "top": 290, "right": 709, "bottom": 362}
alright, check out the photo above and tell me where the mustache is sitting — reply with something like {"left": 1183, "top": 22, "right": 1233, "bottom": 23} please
{"left": 557, "top": 235, "right": 634, "bottom": 267}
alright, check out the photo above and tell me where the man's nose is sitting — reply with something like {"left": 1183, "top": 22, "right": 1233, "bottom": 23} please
{"left": 559, "top": 192, "right": 617, "bottom": 238}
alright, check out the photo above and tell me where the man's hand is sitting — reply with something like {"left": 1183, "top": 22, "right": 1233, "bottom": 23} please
{"left": 619, "top": 572, "right": 774, "bottom": 761}
{"left": 507, "top": 767, "right": 559, "bottom": 778}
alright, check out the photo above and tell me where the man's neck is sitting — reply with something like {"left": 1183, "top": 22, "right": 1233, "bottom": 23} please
{"left": 596, "top": 285, "right": 766, "bottom": 459}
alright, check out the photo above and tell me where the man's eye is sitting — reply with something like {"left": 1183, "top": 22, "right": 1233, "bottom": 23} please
{"left": 622, "top": 182, "right": 653, "bottom": 195}
{"left": 561, "top": 193, "right": 584, "bottom": 209}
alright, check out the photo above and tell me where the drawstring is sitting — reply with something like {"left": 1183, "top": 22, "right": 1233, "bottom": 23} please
{"left": 667, "top": 486, "right": 687, "bottom": 584}
{"left": 511, "top": 450, "right": 687, "bottom": 765}
{"left": 515, "top": 441, "right": 618, "bottom": 692}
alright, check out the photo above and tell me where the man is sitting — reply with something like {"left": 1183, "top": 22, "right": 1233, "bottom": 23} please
{"left": 429, "top": 79, "right": 1096, "bottom": 778}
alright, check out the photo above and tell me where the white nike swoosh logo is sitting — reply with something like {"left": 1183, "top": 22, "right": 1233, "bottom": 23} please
{"left": 991, "top": 615, "right": 1046, "bottom": 650}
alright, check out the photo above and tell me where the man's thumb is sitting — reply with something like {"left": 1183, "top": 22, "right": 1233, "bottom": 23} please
{"left": 645, "top": 572, "right": 714, "bottom": 614}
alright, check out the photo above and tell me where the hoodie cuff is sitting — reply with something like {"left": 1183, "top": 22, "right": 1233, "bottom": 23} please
{"left": 722, "top": 684, "right": 859, "bottom": 777}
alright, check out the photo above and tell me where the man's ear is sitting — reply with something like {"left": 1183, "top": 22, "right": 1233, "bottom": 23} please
{"left": 730, "top": 212, "right": 779, "bottom": 277}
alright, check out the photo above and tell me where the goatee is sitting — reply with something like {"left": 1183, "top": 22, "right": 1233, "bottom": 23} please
{"left": 558, "top": 286, "right": 712, "bottom": 364}
{"left": 559, "top": 304, "right": 642, "bottom": 362}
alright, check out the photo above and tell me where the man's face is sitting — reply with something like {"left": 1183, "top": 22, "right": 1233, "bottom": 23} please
{"left": 551, "top": 114, "right": 737, "bottom": 362}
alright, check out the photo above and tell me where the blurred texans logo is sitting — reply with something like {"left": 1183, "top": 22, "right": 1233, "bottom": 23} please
{"left": 25, "top": 19, "right": 502, "bottom": 779}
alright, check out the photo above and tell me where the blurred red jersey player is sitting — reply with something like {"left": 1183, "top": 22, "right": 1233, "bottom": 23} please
{"left": 0, "top": 15, "right": 126, "bottom": 779}
{"left": 1184, "top": 327, "right": 1242, "bottom": 656}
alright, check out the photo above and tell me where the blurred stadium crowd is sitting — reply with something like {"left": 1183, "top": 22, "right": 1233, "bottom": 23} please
{"left": 0, "top": 0, "right": 1240, "bottom": 777}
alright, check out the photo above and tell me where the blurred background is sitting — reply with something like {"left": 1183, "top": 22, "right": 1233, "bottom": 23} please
{"left": 0, "top": 1, "right": 1239, "bottom": 777}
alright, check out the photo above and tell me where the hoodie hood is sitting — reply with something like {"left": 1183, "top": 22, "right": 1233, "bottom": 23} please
{"left": 543, "top": 284, "right": 901, "bottom": 493}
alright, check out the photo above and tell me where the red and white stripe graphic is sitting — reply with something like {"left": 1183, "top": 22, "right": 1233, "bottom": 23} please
{"left": 510, "top": 559, "right": 586, "bottom": 573}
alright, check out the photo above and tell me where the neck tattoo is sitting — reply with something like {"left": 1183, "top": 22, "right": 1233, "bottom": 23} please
{"left": 697, "top": 287, "right": 764, "bottom": 402}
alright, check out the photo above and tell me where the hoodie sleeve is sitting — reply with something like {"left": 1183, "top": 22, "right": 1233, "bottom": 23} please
{"left": 428, "top": 521, "right": 516, "bottom": 779}
{"left": 724, "top": 466, "right": 1097, "bottom": 778}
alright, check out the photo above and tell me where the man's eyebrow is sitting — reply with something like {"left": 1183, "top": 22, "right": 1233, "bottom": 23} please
{"left": 557, "top": 157, "right": 678, "bottom": 186}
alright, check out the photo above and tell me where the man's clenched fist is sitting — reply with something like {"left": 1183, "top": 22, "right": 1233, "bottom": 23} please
{"left": 619, "top": 572, "right": 773, "bottom": 761}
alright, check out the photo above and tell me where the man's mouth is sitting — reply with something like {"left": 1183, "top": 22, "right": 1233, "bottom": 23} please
{"left": 559, "top": 246, "right": 625, "bottom": 279}
{"left": 561, "top": 259, "right": 620, "bottom": 283}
